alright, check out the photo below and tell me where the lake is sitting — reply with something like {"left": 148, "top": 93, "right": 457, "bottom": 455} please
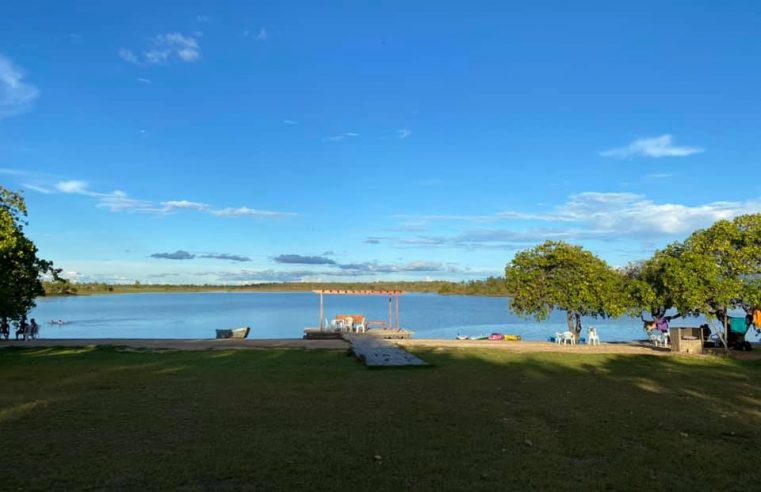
{"left": 29, "top": 292, "right": 761, "bottom": 342}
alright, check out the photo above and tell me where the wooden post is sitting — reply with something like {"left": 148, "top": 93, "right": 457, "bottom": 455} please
{"left": 388, "top": 296, "right": 392, "bottom": 330}
{"left": 395, "top": 294, "right": 400, "bottom": 330}
{"left": 319, "top": 292, "right": 324, "bottom": 331}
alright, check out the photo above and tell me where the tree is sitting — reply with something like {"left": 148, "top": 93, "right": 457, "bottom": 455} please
{"left": 0, "top": 186, "right": 60, "bottom": 322}
{"left": 624, "top": 243, "right": 684, "bottom": 322}
{"left": 505, "top": 241, "right": 626, "bottom": 337}
{"left": 663, "top": 214, "right": 761, "bottom": 345}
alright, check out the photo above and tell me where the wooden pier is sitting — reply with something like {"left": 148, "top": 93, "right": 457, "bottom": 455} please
{"left": 344, "top": 334, "right": 427, "bottom": 367}
{"left": 303, "top": 327, "right": 413, "bottom": 340}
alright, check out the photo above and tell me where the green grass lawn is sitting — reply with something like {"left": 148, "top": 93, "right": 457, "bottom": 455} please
{"left": 1, "top": 346, "right": 760, "bottom": 490}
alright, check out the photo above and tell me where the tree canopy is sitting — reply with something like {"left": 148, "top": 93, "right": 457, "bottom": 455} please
{"left": 0, "top": 186, "right": 59, "bottom": 322}
{"left": 504, "top": 241, "right": 626, "bottom": 335}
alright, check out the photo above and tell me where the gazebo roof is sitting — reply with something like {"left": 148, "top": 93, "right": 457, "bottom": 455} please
{"left": 312, "top": 290, "right": 404, "bottom": 296}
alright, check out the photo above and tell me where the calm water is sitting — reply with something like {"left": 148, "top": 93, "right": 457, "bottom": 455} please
{"left": 29, "top": 292, "right": 761, "bottom": 342}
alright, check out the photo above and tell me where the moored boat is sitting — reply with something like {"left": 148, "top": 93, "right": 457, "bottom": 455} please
{"left": 216, "top": 326, "right": 251, "bottom": 339}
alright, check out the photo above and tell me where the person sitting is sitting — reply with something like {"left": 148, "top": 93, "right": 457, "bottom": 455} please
{"left": 0, "top": 318, "right": 9, "bottom": 340}
{"left": 15, "top": 318, "right": 29, "bottom": 341}
{"left": 30, "top": 319, "right": 39, "bottom": 340}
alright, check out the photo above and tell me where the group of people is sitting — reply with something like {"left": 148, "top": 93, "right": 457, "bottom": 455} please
{"left": 643, "top": 310, "right": 761, "bottom": 350}
{"left": 0, "top": 317, "right": 40, "bottom": 341}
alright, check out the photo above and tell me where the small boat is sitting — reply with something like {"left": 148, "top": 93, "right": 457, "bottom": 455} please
{"left": 456, "top": 335, "right": 470, "bottom": 340}
{"left": 215, "top": 326, "right": 251, "bottom": 339}
{"left": 503, "top": 334, "right": 522, "bottom": 341}
{"left": 472, "top": 335, "right": 489, "bottom": 340}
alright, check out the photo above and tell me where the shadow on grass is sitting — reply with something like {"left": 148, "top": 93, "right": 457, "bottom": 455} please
{"left": 0, "top": 346, "right": 759, "bottom": 490}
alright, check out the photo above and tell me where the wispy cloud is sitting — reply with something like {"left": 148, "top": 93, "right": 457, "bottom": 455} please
{"left": 118, "top": 49, "right": 139, "bottom": 64}
{"left": 56, "top": 180, "right": 89, "bottom": 193}
{"left": 137, "top": 77, "right": 152, "bottom": 84}
{"left": 200, "top": 253, "right": 251, "bottom": 262}
{"left": 22, "top": 183, "right": 54, "bottom": 194}
{"left": 0, "top": 54, "right": 39, "bottom": 119}
{"left": 273, "top": 254, "right": 336, "bottom": 265}
{"left": 17, "top": 175, "right": 297, "bottom": 219}
{"left": 209, "top": 207, "right": 298, "bottom": 218}
{"left": 644, "top": 172, "right": 673, "bottom": 180}
{"left": 397, "top": 129, "right": 412, "bottom": 139}
{"left": 217, "top": 260, "right": 477, "bottom": 283}
{"left": 377, "top": 192, "right": 761, "bottom": 250}
{"left": 119, "top": 33, "right": 201, "bottom": 66}
{"left": 271, "top": 253, "right": 469, "bottom": 276}
{"left": 160, "top": 200, "right": 209, "bottom": 212}
{"left": 256, "top": 28, "right": 268, "bottom": 41}
{"left": 324, "top": 132, "right": 358, "bottom": 142}
{"left": 600, "top": 134, "right": 703, "bottom": 158}
{"left": 151, "top": 250, "right": 195, "bottom": 260}
{"left": 283, "top": 119, "right": 298, "bottom": 125}
{"left": 150, "top": 250, "right": 251, "bottom": 262}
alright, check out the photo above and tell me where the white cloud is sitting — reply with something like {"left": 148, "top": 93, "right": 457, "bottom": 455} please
{"left": 0, "top": 54, "right": 39, "bottom": 119}
{"left": 160, "top": 200, "right": 209, "bottom": 212}
{"left": 645, "top": 172, "right": 672, "bottom": 179}
{"left": 283, "top": 119, "right": 298, "bottom": 125}
{"left": 256, "top": 28, "right": 268, "bottom": 41}
{"left": 19, "top": 175, "right": 297, "bottom": 219}
{"left": 209, "top": 206, "right": 298, "bottom": 218}
{"left": 397, "top": 129, "right": 412, "bottom": 139}
{"left": 23, "top": 183, "right": 54, "bottom": 194}
{"left": 120, "top": 33, "right": 201, "bottom": 66}
{"left": 324, "top": 132, "right": 359, "bottom": 142}
{"left": 600, "top": 134, "right": 703, "bottom": 158}
{"left": 383, "top": 192, "right": 761, "bottom": 250}
{"left": 56, "top": 180, "right": 89, "bottom": 193}
{"left": 118, "top": 49, "right": 139, "bottom": 64}
{"left": 137, "top": 77, "right": 152, "bottom": 84}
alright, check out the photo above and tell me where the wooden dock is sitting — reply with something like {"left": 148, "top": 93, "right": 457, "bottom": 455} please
{"left": 304, "top": 327, "right": 413, "bottom": 340}
{"left": 344, "top": 334, "right": 427, "bottom": 367}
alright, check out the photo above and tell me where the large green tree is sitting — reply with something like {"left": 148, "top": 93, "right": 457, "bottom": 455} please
{"left": 0, "top": 186, "right": 60, "bottom": 322}
{"left": 624, "top": 243, "right": 685, "bottom": 322}
{"left": 505, "top": 241, "right": 626, "bottom": 337}
{"left": 663, "top": 214, "right": 761, "bottom": 338}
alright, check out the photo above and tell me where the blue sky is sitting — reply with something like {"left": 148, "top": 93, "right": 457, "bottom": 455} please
{"left": 2, "top": 1, "right": 761, "bottom": 284}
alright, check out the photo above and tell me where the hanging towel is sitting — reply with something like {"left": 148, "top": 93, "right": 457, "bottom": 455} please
{"left": 753, "top": 310, "right": 761, "bottom": 329}
{"left": 728, "top": 317, "right": 747, "bottom": 334}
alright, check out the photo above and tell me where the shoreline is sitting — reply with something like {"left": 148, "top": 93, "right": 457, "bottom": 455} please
{"left": 0, "top": 337, "right": 698, "bottom": 356}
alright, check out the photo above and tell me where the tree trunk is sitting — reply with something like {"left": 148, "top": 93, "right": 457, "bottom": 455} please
{"left": 565, "top": 311, "right": 575, "bottom": 332}
{"left": 719, "top": 308, "right": 730, "bottom": 354}
{"left": 574, "top": 312, "right": 583, "bottom": 337}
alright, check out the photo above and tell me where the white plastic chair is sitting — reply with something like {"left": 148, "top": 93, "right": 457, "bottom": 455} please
{"left": 558, "top": 331, "right": 575, "bottom": 345}
{"left": 588, "top": 327, "right": 600, "bottom": 346}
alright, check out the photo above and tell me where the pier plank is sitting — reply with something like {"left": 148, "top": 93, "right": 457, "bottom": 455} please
{"left": 345, "top": 334, "right": 427, "bottom": 367}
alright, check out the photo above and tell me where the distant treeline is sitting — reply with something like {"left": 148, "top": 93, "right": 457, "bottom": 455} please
{"left": 42, "top": 277, "right": 510, "bottom": 297}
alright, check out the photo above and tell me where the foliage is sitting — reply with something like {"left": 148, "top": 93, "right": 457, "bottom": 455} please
{"left": 43, "top": 280, "right": 460, "bottom": 296}
{"left": 664, "top": 214, "right": 761, "bottom": 322}
{"left": 0, "top": 186, "right": 60, "bottom": 321}
{"left": 623, "top": 243, "right": 684, "bottom": 319}
{"left": 437, "top": 276, "right": 509, "bottom": 296}
{"left": 504, "top": 241, "right": 626, "bottom": 334}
